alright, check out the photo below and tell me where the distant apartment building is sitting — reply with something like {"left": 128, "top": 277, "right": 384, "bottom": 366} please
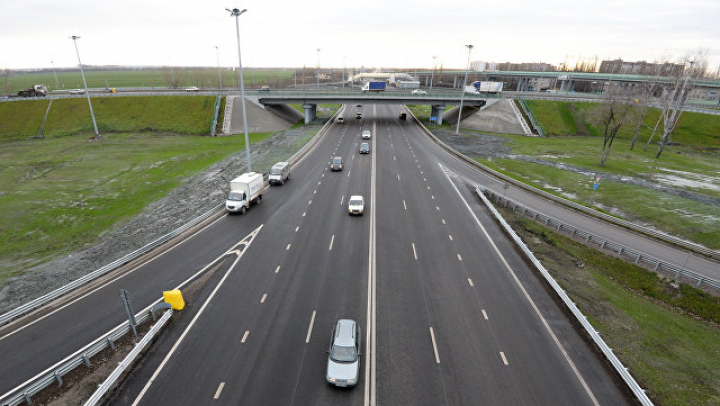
{"left": 599, "top": 59, "right": 684, "bottom": 76}
{"left": 470, "top": 61, "right": 556, "bottom": 72}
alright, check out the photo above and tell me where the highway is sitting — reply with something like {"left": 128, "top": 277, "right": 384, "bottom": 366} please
{"left": 94, "top": 104, "right": 631, "bottom": 405}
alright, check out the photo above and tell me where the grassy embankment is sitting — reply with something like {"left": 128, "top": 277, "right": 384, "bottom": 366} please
{"left": 4, "top": 69, "right": 295, "bottom": 94}
{"left": 501, "top": 208, "right": 720, "bottom": 406}
{"left": 0, "top": 96, "right": 284, "bottom": 286}
{"left": 476, "top": 100, "right": 720, "bottom": 249}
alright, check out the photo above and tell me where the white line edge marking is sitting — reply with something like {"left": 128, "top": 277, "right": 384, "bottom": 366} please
{"left": 365, "top": 105, "right": 378, "bottom": 406}
{"left": 306, "top": 310, "right": 316, "bottom": 343}
{"left": 439, "top": 164, "right": 600, "bottom": 406}
{"left": 412, "top": 243, "right": 418, "bottom": 260}
{"left": 482, "top": 309, "right": 489, "bottom": 320}
{"left": 213, "top": 382, "right": 225, "bottom": 399}
{"left": 500, "top": 351, "right": 509, "bottom": 365}
{"left": 260, "top": 293, "right": 267, "bottom": 303}
{"left": 241, "top": 330, "right": 249, "bottom": 343}
{"left": 429, "top": 327, "right": 440, "bottom": 364}
{"left": 329, "top": 235, "right": 335, "bottom": 251}
{"left": 129, "top": 225, "right": 263, "bottom": 406}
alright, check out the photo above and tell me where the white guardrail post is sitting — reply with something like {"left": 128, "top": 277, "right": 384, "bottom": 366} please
{"left": 475, "top": 187, "right": 655, "bottom": 406}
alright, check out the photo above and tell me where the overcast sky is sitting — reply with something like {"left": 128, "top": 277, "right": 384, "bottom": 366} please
{"left": 1, "top": 0, "right": 719, "bottom": 71}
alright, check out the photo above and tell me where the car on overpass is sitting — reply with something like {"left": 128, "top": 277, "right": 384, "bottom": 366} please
{"left": 184, "top": 86, "right": 199, "bottom": 92}
{"left": 411, "top": 89, "right": 427, "bottom": 95}
{"left": 69, "top": 89, "right": 85, "bottom": 95}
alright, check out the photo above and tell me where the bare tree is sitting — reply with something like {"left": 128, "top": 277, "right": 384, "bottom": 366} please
{"left": 654, "top": 50, "right": 708, "bottom": 158}
{"left": 161, "top": 66, "right": 183, "bottom": 89}
{"left": 2, "top": 69, "right": 11, "bottom": 94}
{"left": 590, "top": 90, "right": 638, "bottom": 166}
{"left": 629, "top": 60, "right": 664, "bottom": 150}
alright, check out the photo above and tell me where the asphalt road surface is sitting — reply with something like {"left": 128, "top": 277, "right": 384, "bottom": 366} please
{"left": 97, "top": 105, "right": 632, "bottom": 406}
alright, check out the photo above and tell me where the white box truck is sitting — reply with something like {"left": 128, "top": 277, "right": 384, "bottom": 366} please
{"left": 226, "top": 172, "right": 265, "bottom": 214}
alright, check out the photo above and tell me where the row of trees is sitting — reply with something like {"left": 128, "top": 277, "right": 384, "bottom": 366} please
{"left": 594, "top": 50, "right": 709, "bottom": 166}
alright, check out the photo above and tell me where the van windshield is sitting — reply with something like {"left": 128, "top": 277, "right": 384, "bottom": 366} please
{"left": 270, "top": 168, "right": 282, "bottom": 175}
{"left": 228, "top": 191, "right": 245, "bottom": 201}
{"left": 330, "top": 345, "right": 357, "bottom": 363}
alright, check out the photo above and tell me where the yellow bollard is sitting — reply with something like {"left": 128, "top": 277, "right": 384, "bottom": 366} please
{"left": 163, "top": 289, "right": 185, "bottom": 310}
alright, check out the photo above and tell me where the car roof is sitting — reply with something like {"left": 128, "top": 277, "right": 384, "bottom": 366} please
{"left": 334, "top": 319, "right": 357, "bottom": 346}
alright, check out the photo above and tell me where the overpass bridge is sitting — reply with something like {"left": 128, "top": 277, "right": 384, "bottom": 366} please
{"left": 253, "top": 90, "right": 489, "bottom": 124}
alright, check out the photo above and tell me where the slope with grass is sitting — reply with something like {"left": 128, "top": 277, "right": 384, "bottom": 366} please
{"left": 0, "top": 99, "right": 49, "bottom": 141}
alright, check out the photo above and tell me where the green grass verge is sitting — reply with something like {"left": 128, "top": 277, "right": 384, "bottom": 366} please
{"left": 43, "top": 96, "right": 216, "bottom": 136}
{"left": 0, "top": 100, "right": 50, "bottom": 141}
{"left": 0, "top": 132, "right": 272, "bottom": 285}
{"left": 506, "top": 211, "right": 720, "bottom": 406}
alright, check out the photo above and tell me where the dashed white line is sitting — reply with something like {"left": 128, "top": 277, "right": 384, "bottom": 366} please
{"left": 427, "top": 186, "right": 431, "bottom": 190}
{"left": 403, "top": 200, "right": 407, "bottom": 210}
{"left": 431, "top": 195, "right": 435, "bottom": 200}
{"left": 302, "top": 212, "right": 306, "bottom": 217}
{"left": 314, "top": 190, "right": 317, "bottom": 194}
{"left": 295, "top": 226, "right": 299, "bottom": 232}
{"left": 500, "top": 352, "right": 509, "bottom": 365}
{"left": 275, "top": 265, "right": 280, "bottom": 273}
{"left": 393, "top": 155, "right": 396, "bottom": 161}
{"left": 318, "top": 181, "right": 321, "bottom": 185}
{"left": 448, "top": 235, "right": 453, "bottom": 241}
{"left": 260, "top": 293, "right": 267, "bottom": 303}
{"left": 435, "top": 206, "right": 439, "bottom": 211}
{"left": 458, "top": 254, "right": 463, "bottom": 261}
{"left": 214, "top": 382, "right": 225, "bottom": 399}
{"left": 241, "top": 330, "right": 249, "bottom": 343}
{"left": 286, "top": 244, "right": 291, "bottom": 251}
{"left": 306, "top": 310, "right": 317, "bottom": 343}
{"left": 341, "top": 195, "right": 345, "bottom": 205}
{"left": 429, "top": 327, "right": 440, "bottom": 364}
{"left": 441, "top": 219, "right": 446, "bottom": 224}
{"left": 347, "top": 171, "right": 351, "bottom": 177}
{"left": 468, "top": 278, "right": 473, "bottom": 286}
{"left": 412, "top": 243, "right": 418, "bottom": 260}
{"left": 482, "top": 309, "right": 489, "bottom": 320}
{"left": 309, "top": 200, "right": 312, "bottom": 205}
{"left": 397, "top": 174, "right": 401, "bottom": 181}
{"left": 329, "top": 235, "right": 335, "bottom": 251}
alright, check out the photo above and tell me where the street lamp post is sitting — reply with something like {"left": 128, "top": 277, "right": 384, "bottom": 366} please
{"left": 429, "top": 55, "right": 437, "bottom": 92}
{"left": 215, "top": 46, "right": 223, "bottom": 89}
{"left": 70, "top": 36, "right": 99, "bottom": 136}
{"left": 51, "top": 59, "right": 59, "bottom": 89}
{"left": 226, "top": 7, "right": 252, "bottom": 172}
{"left": 316, "top": 48, "right": 321, "bottom": 90}
{"left": 455, "top": 45, "right": 473, "bottom": 135}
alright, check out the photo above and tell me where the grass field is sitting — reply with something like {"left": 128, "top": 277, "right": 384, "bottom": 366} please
{"left": 0, "top": 99, "right": 49, "bottom": 139}
{"left": 0, "top": 132, "right": 273, "bottom": 285}
{"left": 4, "top": 69, "right": 295, "bottom": 94}
{"left": 504, "top": 210, "right": 720, "bottom": 406}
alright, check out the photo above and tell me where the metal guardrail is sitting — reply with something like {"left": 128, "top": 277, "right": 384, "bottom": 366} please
{"left": 0, "top": 202, "right": 223, "bottom": 328}
{"left": 516, "top": 99, "right": 545, "bottom": 136}
{"left": 0, "top": 301, "right": 171, "bottom": 406}
{"left": 483, "top": 189, "right": 720, "bottom": 290}
{"left": 475, "top": 187, "right": 656, "bottom": 406}
{"left": 404, "top": 106, "right": 720, "bottom": 262}
{"left": 82, "top": 308, "right": 173, "bottom": 406}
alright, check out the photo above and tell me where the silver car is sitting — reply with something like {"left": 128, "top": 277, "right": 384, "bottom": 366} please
{"left": 326, "top": 319, "right": 361, "bottom": 387}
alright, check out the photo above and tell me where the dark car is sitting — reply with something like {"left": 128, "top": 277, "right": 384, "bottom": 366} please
{"left": 359, "top": 142, "right": 370, "bottom": 154}
{"left": 331, "top": 156, "right": 343, "bottom": 171}
{"left": 356, "top": 112, "right": 362, "bottom": 119}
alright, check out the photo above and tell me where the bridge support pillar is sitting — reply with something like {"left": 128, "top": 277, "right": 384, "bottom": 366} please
{"left": 302, "top": 104, "right": 317, "bottom": 124}
{"left": 431, "top": 105, "right": 447, "bottom": 125}
{"left": 453, "top": 75, "right": 458, "bottom": 89}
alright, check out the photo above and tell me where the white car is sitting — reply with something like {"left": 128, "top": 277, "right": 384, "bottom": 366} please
{"left": 69, "top": 89, "right": 85, "bottom": 95}
{"left": 185, "top": 86, "right": 200, "bottom": 92}
{"left": 348, "top": 195, "right": 365, "bottom": 215}
{"left": 412, "top": 89, "right": 427, "bottom": 95}
{"left": 361, "top": 130, "right": 371, "bottom": 139}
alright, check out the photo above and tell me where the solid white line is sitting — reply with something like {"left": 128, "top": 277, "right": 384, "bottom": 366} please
{"left": 412, "top": 243, "right": 418, "bottom": 260}
{"left": 482, "top": 309, "right": 489, "bottom": 320}
{"left": 458, "top": 254, "right": 463, "bottom": 261}
{"left": 468, "top": 278, "right": 474, "bottom": 286}
{"left": 365, "top": 106, "right": 378, "bottom": 406}
{"left": 275, "top": 265, "right": 280, "bottom": 273}
{"left": 214, "top": 382, "right": 225, "bottom": 399}
{"left": 286, "top": 244, "right": 291, "bottom": 251}
{"left": 306, "top": 310, "right": 316, "bottom": 343}
{"left": 241, "top": 330, "right": 249, "bottom": 343}
{"left": 260, "top": 293, "right": 267, "bottom": 303}
{"left": 500, "top": 352, "right": 509, "bottom": 365}
{"left": 439, "top": 164, "right": 600, "bottom": 406}
{"left": 403, "top": 200, "right": 407, "bottom": 210}
{"left": 129, "top": 225, "right": 263, "bottom": 406}
{"left": 448, "top": 234, "right": 453, "bottom": 241}
{"left": 329, "top": 235, "right": 335, "bottom": 251}
{"left": 429, "top": 327, "right": 440, "bottom": 364}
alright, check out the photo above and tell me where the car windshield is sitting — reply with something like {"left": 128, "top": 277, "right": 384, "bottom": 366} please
{"left": 330, "top": 345, "right": 357, "bottom": 363}
{"left": 333, "top": 158, "right": 342, "bottom": 164}
{"left": 228, "top": 191, "right": 245, "bottom": 200}
{"left": 349, "top": 199, "right": 363, "bottom": 206}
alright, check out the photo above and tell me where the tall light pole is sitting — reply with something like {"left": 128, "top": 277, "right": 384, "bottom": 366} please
{"left": 342, "top": 56, "right": 346, "bottom": 89}
{"left": 70, "top": 36, "right": 99, "bottom": 136}
{"left": 226, "top": 7, "right": 252, "bottom": 172}
{"left": 429, "top": 55, "right": 437, "bottom": 92}
{"left": 215, "top": 46, "right": 223, "bottom": 89}
{"left": 316, "top": 48, "right": 321, "bottom": 90}
{"left": 51, "top": 59, "right": 59, "bottom": 89}
{"left": 455, "top": 45, "right": 473, "bottom": 135}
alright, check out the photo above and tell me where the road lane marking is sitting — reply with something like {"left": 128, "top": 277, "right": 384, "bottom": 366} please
{"left": 275, "top": 265, "right": 280, "bottom": 273}
{"left": 427, "top": 186, "right": 431, "bottom": 190}
{"left": 431, "top": 195, "right": 435, "bottom": 200}
{"left": 329, "top": 235, "right": 335, "bottom": 251}
{"left": 214, "top": 382, "right": 225, "bottom": 399}
{"left": 397, "top": 174, "right": 401, "bottom": 181}
{"left": 439, "top": 163, "right": 600, "bottom": 406}
{"left": 500, "top": 352, "right": 508, "bottom": 365}
{"left": 260, "top": 293, "right": 267, "bottom": 303}
{"left": 341, "top": 195, "right": 344, "bottom": 205}
{"left": 241, "top": 330, "right": 249, "bottom": 343}
{"left": 322, "top": 173, "right": 325, "bottom": 177}
{"left": 366, "top": 106, "right": 378, "bottom": 406}
{"left": 306, "top": 310, "right": 316, "bottom": 343}
{"left": 403, "top": 200, "right": 407, "bottom": 210}
{"left": 295, "top": 226, "right": 299, "bottom": 232}
{"left": 286, "top": 244, "right": 291, "bottom": 251}
{"left": 129, "top": 225, "right": 263, "bottom": 406}
{"left": 318, "top": 181, "right": 321, "bottom": 185}
{"left": 468, "top": 278, "right": 473, "bottom": 286}
{"left": 302, "top": 212, "right": 306, "bottom": 217}
{"left": 314, "top": 189, "right": 317, "bottom": 194}
{"left": 309, "top": 200, "right": 312, "bottom": 205}
{"left": 393, "top": 155, "right": 396, "bottom": 161}
{"left": 442, "top": 219, "right": 446, "bottom": 224}
{"left": 436, "top": 206, "right": 439, "bottom": 211}
{"left": 347, "top": 171, "right": 351, "bottom": 177}
{"left": 458, "top": 254, "right": 463, "bottom": 261}
{"left": 412, "top": 243, "right": 418, "bottom": 260}
{"left": 482, "top": 309, "right": 489, "bottom": 320}
{"left": 448, "top": 234, "right": 453, "bottom": 241}
{"left": 429, "top": 327, "right": 440, "bottom": 364}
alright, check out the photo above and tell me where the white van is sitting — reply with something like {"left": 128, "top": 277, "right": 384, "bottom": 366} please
{"left": 269, "top": 161, "right": 290, "bottom": 185}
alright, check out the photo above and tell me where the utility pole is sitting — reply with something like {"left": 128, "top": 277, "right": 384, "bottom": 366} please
{"left": 70, "top": 36, "right": 99, "bottom": 136}
{"left": 51, "top": 59, "right": 59, "bottom": 89}
{"left": 316, "top": 48, "right": 321, "bottom": 90}
{"left": 226, "top": 7, "right": 252, "bottom": 172}
{"left": 215, "top": 46, "right": 223, "bottom": 89}
{"left": 455, "top": 45, "right": 473, "bottom": 135}
{"left": 430, "top": 55, "right": 437, "bottom": 92}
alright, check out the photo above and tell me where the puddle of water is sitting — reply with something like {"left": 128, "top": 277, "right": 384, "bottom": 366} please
{"left": 653, "top": 174, "right": 720, "bottom": 192}
{"left": 540, "top": 183, "right": 579, "bottom": 201}
{"left": 592, "top": 202, "right": 628, "bottom": 218}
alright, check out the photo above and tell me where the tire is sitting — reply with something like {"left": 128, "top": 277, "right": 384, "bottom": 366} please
{"left": 281, "top": 179, "right": 285, "bottom": 185}
{"left": 240, "top": 206, "right": 246, "bottom": 215}
{"left": 257, "top": 195, "right": 262, "bottom": 204}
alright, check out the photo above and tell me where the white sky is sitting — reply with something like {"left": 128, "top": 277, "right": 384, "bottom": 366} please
{"left": 1, "top": 0, "right": 719, "bottom": 71}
